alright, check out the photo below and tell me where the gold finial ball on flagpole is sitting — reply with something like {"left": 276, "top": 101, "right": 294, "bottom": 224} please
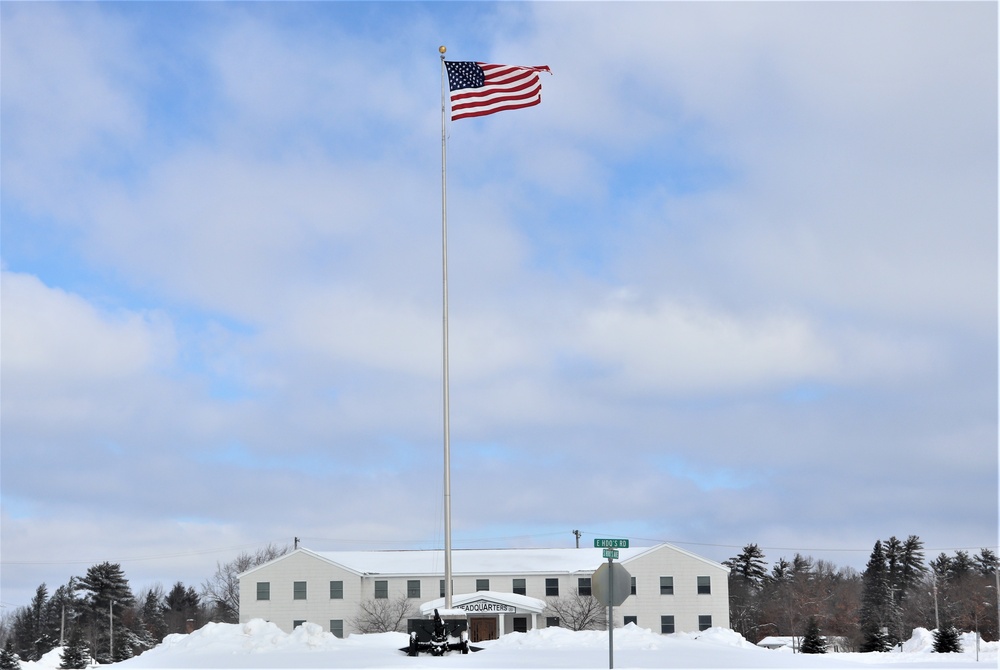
{"left": 439, "top": 46, "right": 446, "bottom": 54}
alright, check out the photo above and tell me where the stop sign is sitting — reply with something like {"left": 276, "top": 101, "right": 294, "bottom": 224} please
{"left": 592, "top": 561, "right": 631, "bottom": 607}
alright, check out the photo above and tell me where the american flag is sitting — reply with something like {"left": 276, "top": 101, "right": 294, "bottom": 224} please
{"left": 445, "top": 61, "right": 551, "bottom": 121}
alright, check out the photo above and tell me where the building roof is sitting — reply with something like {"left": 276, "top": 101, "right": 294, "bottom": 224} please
{"left": 239, "top": 543, "right": 729, "bottom": 579}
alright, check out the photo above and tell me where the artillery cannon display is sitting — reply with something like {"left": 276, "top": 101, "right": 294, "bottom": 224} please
{"left": 403, "top": 609, "right": 476, "bottom": 656}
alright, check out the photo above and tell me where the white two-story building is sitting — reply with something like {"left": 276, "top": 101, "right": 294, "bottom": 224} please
{"left": 238, "top": 543, "right": 730, "bottom": 641}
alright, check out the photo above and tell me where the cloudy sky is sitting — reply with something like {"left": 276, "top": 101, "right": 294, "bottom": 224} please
{"left": 1, "top": 2, "right": 996, "bottom": 609}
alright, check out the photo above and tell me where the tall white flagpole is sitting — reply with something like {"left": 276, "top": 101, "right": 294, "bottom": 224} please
{"left": 438, "top": 45, "right": 453, "bottom": 610}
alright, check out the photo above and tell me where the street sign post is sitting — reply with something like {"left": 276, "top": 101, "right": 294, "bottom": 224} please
{"left": 592, "top": 555, "right": 631, "bottom": 669}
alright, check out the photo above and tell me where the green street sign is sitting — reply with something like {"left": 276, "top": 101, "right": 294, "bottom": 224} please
{"left": 594, "top": 538, "right": 629, "bottom": 549}
{"left": 602, "top": 549, "right": 619, "bottom": 560}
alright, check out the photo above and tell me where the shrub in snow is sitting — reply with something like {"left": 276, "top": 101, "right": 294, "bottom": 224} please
{"left": 800, "top": 617, "right": 827, "bottom": 654}
{"left": 0, "top": 641, "right": 21, "bottom": 670}
{"left": 932, "top": 626, "right": 962, "bottom": 653}
{"left": 59, "top": 626, "right": 93, "bottom": 670}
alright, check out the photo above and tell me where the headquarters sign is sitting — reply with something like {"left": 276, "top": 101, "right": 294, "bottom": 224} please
{"left": 457, "top": 600, "right": 517, "bottom": 614}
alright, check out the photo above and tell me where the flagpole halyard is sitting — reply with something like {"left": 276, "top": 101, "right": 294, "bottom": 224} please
{"left": 439, "top": 45, "right": 453, "bottom": 611}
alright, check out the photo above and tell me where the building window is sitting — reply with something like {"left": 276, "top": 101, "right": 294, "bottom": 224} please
{"left": 293, "top": 620, "right": 306, "bottom": 628}
{"left": 659, "top": 576, "right": 673, "bottom": 595}
{"left": 697, "top": 576, "right": 711, "bottom": 595}
{"left": 630, "top": 577, "right": 637, "bottom": 595}
{"left": 546, "top": 617, "right": 560, "bottom": 628}
{"left": 660, "top": 615, "right": 675, "bottom": 634}
{"left": 578, "top": 577, "right": 592, "bottom": 596}
{"left": 513, "top": 617, "right": 528, "bottom": 633}
{"left": 407, "top": 580, "right": 421, "bottom": 598}
{"left": 699, "top": 615, "right": 712, "bottom": 631}
{"left": 330, "top": 620, "right": 344, "bottom": 638}
{"left": 293, "top": 581, "right": 307, "bottom": 600}
{"left": 476, "top": 579, "right": 489, "bottom": 592}
{"left": 512, "top": 578, "right": 526, "bottom": 595}
{"left": 545, "top": 578, "right": 559, "bottom": 597}
{"left": 330, "top": 581, "right": 343, "bottom": 599}
{"left": 256, "top": 582, "right": 270, "bottom": 600}
{"left": 375, "top": 580, "right": 388, "bottom": 599}
{"left": 440, "top": 580, "right": 445, "bottom": 598}
{"left": 624, "top": 616, "right": 637, "bottom": 626}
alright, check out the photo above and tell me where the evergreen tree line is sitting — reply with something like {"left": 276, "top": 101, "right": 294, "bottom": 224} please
{"left": 725, "top": 536, "right": 999, "bottom": 653}
{"left": 0, "top": 544, "right": 288, "bottom": 668}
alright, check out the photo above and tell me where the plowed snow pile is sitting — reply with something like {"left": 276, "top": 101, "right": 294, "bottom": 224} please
{"left": 19, "top": 622, "right": 996, "bottom": 669}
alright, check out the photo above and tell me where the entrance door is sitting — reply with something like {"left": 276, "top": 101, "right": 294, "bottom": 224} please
{"left": 468, "top": 617, "right": 498, "bottom": 642}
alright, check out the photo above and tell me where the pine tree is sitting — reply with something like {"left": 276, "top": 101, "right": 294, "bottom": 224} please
{"left": 725, "top": 544, "right": 769, "bottom": 586}
{"left": 800, "top": 616, "right": 827, "bottom": 654}
{"left": 859, "top": 540, "right": 896, "bottom": 652}
{"left": 140, "top": 587, "right": 168, "bottom": 644}
{"left": 932, "top": 625, "right": 962, "bottom": 653}
{"left": 112, "top": 627, "right": 139, "bottom": 662}
{"left": 0, "top": 641, "right": 21, "bottom": 670}
{"left": 974, "top": 548, "right": 998, "bottom": 575}
{"left": 163, "top": 582, "right": 202, "bottom": 634}
{"left": 723, "top": 544, "right": 768, "bottom": 641}
{"left": 27, "top": 584, "right": 50, "bottom": 661}
{"left": 58, "top": 627, "right": 89, "bottom": 670}
{"left": 76, "top": 562, "right": 134, "bottom": 663}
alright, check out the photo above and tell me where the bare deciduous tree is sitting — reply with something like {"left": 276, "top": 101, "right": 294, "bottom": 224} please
{"left": 201, "top": 544, "right": 288, "bottom": 623}
{"left": 543, "top": 590, "right": 607, "bottom": 631}
{"left": 350, "top": 596, "right": 416, "bottom": 634}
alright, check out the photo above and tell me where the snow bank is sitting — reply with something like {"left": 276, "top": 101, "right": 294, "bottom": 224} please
{"left": 20, "top": 647, "right": 67, "bottom": 670}
{"left": 114, "top": 619, "right": 408, "bottom": 667}
{"left": 481, "top": 624, "right": 759, "bottom": 653}
{"left": 900, "top": 627, "right": 997, "bottom": 656}
{"left": 19, "top": 622, "right": 997, "bottom": 669}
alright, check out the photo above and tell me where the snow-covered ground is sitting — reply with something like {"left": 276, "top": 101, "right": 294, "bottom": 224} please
{"left": 21, "top": 622, "right": 997, "bottom": 669}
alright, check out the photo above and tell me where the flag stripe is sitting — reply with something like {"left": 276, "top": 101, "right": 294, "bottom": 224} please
{"left": 450, "top": 77, "right": 539, "bottom": 101}
{"left": 450, "top": 78, "right": 540, "bottom": 104}
{"left": 451, "top": 84, "right": 542, "bottom": 113}
{"left": 445, "top": 61, "right": 551, "bottom": 121}
{"left": 452, "top": 97, "right": 542, "bottom": 121}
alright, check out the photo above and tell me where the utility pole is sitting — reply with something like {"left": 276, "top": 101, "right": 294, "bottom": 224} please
{"left": 932, "top": 575, "right": 940, "bottom": 631}
{"left": 294, "top": 537, "right": 300, "bottom": 550}
{"left": 573, "top": 530, "right": 582, "bottom": 548}
{"left": 109, "top": 600, "right": 114, "bottom": 660}
{"left": 61, "top": 577, "right": 75, "bottom": 646}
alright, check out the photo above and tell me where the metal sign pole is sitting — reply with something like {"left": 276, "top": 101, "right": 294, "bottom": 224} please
{"left": 607, "top": 556, "right": 613, "bottom": 670}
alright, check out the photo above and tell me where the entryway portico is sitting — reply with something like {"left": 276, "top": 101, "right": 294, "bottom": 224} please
{"left": 420, "top": 591, "right": 546, "bottom": 642}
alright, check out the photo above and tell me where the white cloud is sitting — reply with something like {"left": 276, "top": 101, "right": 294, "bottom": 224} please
{"left": 0, "top": 4, "right": 142, "bottom": 213}
{"left": 573, "top": 292, "right": 836, "bottom": 394}
{"left": 0, "top": 271, "right": 174, "bottom": 385}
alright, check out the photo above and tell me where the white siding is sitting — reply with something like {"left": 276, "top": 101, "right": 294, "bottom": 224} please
{"left": 239, "top": 550, "right": 362, "bottom": 633}
{"left": 238, "top": 544, "right": 729, "bottom": 636}
{"left": 616, "top": 545, "right": 730, "bottom": 633}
